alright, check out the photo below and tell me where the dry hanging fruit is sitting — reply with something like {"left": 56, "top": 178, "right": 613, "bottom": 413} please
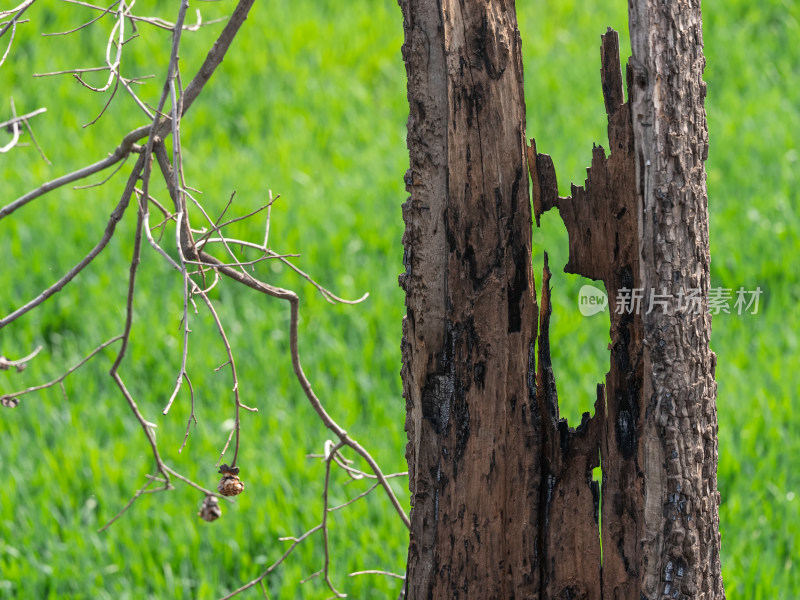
{"left": 217, "top": 463, "right": 245, "bottom": 496}
{"left": 198, "top": 495, "right": 222, "bottom": 522}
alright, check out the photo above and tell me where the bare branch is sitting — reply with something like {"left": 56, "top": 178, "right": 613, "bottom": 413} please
{"left": 180, "top": 0, "right": 255, "bottom": 117}
{"left": 0, "top": 98, "right": 20, "bottom": 153}
{"left": 1, "top": 338, "right": 119, "bottom": 408}
{"left": 191, "top": 287, "right": 249, "bottom": 466}
{"left": 42, "top": 0, "right": 120, "bottom": 36}
{"left": 328, "top": 482, "right": 379, "bottom": 512}
{"left": 0, "top": 345, "right": 43, "bottom": 372}
{"left": 178, "top": 373, "right": 197, "bottom": 454}
{"left": 319, "top": 444, "right": 346, "bottom": 598}
{"left": 34, "top": 66, "right": 112, "bottom": 77}
{"left": 0, "top": 154, "right": 145, "bottom": 329}
{"left": 0, "top": 107, "right": 46, "bottom": 130}
{"left": 0, "top": 0, "right": 36, "bottom": 20}
{"left": 98, "top": 474, "right": 159, "bottom": 532}
{"left": 219, "top": 443, "right": 348, "bottom": 600}
{"left": 2, "top": 2, "right": 408, "bottom": 595}
{"left": 349, "top": 570, "right": 406, "bottom": 580}
{"left": 21, "top": 116, "right": 50, "bottom": 164}
{"left": 74, "top": 153, "right": 130, "bottom": 189}
{"left": 194, "top": 252, "right": 409, "bottom": 529}
{"left": 0, "top": 20, "right": 17, "bottom": 69}
{"left": 0, "top": 0, "right": 34, "bottom": 40}
{"left": 0, "top": 125, "right": 148, "bottom": 220}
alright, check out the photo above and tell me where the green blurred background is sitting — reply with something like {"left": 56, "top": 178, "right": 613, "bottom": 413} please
{"left": 0, "top": 0, "right": 797, "bottom": 598}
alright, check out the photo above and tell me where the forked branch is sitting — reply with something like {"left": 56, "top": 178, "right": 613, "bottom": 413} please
{"left": 1, "top": 0, "right": 408, "bottom": 596}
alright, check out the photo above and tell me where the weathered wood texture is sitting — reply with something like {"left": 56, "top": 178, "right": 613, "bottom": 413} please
{"left": 536, "top": 253, "right": 603, "bottom": 600}
{"left": 628, "top": 1, "right": 724, "bottom": 597}
{"left": 531, "top": 21, "right": 723, "bottom": 600}
{"left": 401, "top": 0, "right": 722, "bottom": 597}
{"left": 399, "top": 0, "right": 542, "bottom": 597}
{"left": 532, "top": 29, "right": 644, "bottom": 600}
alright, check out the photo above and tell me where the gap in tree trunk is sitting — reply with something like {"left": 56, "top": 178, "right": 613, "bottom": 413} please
{"left": 532, "top": 208, "right": 612, "bottom": 426}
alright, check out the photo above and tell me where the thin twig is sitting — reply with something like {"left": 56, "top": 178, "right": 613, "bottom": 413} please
{"left": 98, "top": 475, "right": 159, "bottom": 532}
{"left": 0, "top": 107, "right": 46, "bottom": 130}
{"left": 1, "top": 338, "right": 119, "bottom": 407}
{"left": 218, "top": 524, "right": 324, "bottom": 600}
{"left": 0, "top": 20, "right": 17, "bottom": 69}
{"left": 198, "top": 237, "right": 368, "bottom": 305}
{"left": 0, "top": 98, "right": 20, "bottom": 153}
{"left": 0, "top": 0, "right": 34, "bottom": 40}
{"left": 0, "top": 125, "right": 149, "bottom": 220}
{"left": 22, "top": 117, "right": 50, "bottom": 164}
{"left": 328, "top": 482, "right": 380, "bottom": 512}
{"left": 73, "top": 1, "right": 124, "bottom": 94}
{"left": 0, "top": 154, "right": 145, "bottom": 330}
{"left": 34, "top": 66, "right": 112, "bottom": 77}
{"left": 178, "top": 373, "right": 197, "bottom": 453}
{"left": 264, "top": 190, "right": 274, "bottom": 248}
{"left": 42, "top": 0, "right": 120, "bottom": 36}
{"left": 349, "top": 570, "right": 406, "bottom": 580}
{"left": 319, "top": 444, "right": 345, "bottom": 597}
{"left": 0, "top": 345, "right": 43, "bottom": 372}
{"left": 191, "top": 285, "right": 251, "bottom": 467}
{"left": 74, "top": 153, "right": 129, "bottom": 189}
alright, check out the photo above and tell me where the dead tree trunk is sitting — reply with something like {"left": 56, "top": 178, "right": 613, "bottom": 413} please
{"left": 624, "top": 1, "right": 724, "bottom": 597}
{"left": 398, "top": 0, "right": 542, "bottom": 597}
{"left": 400, "top": 1, "right": 723, "bottom": 598}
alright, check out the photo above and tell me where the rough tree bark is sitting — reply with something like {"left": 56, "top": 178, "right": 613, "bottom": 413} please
{"left": 400, "top": 1, "right": 723, "bottom": 598}
{"left": 624, "top": 1, "right": 724, "bottom": 597}
{"left": 398, "top": 0, "right": 542, "bottom": 596}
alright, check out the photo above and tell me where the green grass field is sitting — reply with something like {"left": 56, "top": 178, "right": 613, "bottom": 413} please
{"left": 1, "top": 0, "right": 798, "bottom": 598}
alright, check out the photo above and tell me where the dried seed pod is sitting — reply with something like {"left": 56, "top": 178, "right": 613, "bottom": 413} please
{"left": 219, "top": 463, "right": 240, "bottom": 476}
{"left": 218, "top": 464, "right": 245, "bottom": 497}
{"left": 198, "top": 495, "right": 222, "bottom": 522}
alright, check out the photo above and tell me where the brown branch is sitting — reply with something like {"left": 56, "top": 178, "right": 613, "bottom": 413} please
{"left": 33, "top": 66, "right": 110, "bottom": 77}
{"left": 74, "top": 153, "right": 130, "bottom": 189}
{"left": 219, "top": 443, "right": 347, "bottom": 600}
{"left": 218, "top": 524, "right": 324, "bottom": 600}
{"left": 319, "top": 443, "right": 345, "bottom": 597}
{"left": 42, "top": 0, "right": 120, "bottom": 36}
{"left": 196, "top": 251, "right": 409, "bottom": 529}
{"left": 0, "top": 345, "right": 42, "bottom": 372}
{"left": 191, "top": 286, "right": 250, "bottom": 468}
{"left": 98, "top": 474, "right": 160, "bottom": 532}
{"left": 180, "top": 0, "right": 253, "bottom": 116}
{"left": 4, "top": 0, "right": 253, "bottom": 221}
{"left": 0, "top": 154, "right": 145, "bottom": 330}
{"left": 0, "top": 125, "right": 148, "bottom": 220}
{"left": 1, "top": 337, "right": 120, "bottom": 408}
{"left": 22, "top": 116, "right": 50, "bottom": 164}
{"left": 178, "top": 373, "right": 197, "bottom": 453}
{"left": 0, "top": 107, "right": 46, "bottom": 129}
{"left": 0, "top": 0, "right": 35, "bottom": 40}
